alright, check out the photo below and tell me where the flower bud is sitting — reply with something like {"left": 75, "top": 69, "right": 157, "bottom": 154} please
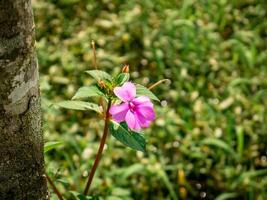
{"left": 122, "top": 64, "right": 129, "bottom": 73}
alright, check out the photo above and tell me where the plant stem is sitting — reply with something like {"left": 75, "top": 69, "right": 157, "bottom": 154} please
{"left": 83, "top": 100, "right": 111, "bottom": 196}
{"left": 45, "top": 171, "right": 64, "bottom": 200}
{"left": 91, "top": 40, "right": 97, "bottom": 70}
{"left": 148, "top": 79, "right": 170, "bottom": 90}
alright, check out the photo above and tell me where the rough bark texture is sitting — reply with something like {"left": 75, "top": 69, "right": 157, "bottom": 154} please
{"left": 0, "top": 0, "right": 48, "bottom": 199}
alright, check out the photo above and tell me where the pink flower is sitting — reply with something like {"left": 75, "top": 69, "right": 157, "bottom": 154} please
{"left": 109, "top": 82, "right": 156, "bottom": 131}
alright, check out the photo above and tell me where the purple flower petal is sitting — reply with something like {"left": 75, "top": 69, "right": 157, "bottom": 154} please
{"left": 114, "top": 82, "right": 136, "bottom": 102}
{"left": 135, "top": 112, "right": 151, "bottom": 128}
{"left": 132, "top": 96, "right": 153, "bottom": 107}
{"left": 136, "top": 106, "right": 156, "bottom": 121}
{"left": 109, "top": 102, "right": 129, "bottom": 122}
{"left": 140, "top": 120, "right": 151, "bottom": 128}
{"left": 125, "top": 110, "right": 141, "bottom": 131}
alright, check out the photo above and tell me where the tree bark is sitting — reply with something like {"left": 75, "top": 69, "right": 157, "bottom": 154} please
{"left": 0, "top": 0, "right": 48, "bottom": 199}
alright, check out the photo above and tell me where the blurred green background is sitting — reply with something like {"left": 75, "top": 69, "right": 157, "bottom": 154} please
{"left": 33, "top": 0, "right": 267, "bottom": 199}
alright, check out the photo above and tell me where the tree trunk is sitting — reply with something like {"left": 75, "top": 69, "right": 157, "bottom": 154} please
{"left": 0, "top": 0, "right": 48, "bottom": 199}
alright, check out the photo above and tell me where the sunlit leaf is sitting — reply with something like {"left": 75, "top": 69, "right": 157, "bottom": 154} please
{"left": 72, "top": 86, "right": 104, "bottom": 100}
{"left": 85, "top": 70, "right": 112, "bottom": 81}
{"left": 44, "top": 141, "right": 63, "bottom": 153}
{"left": 136, "top": 84, "right": 160, "bottom": 101}
{"left": 215, "top": 193, "right": 238, "bottom": 200}
{"left": 56, "top": 100, "right": 102, "bottom": 113}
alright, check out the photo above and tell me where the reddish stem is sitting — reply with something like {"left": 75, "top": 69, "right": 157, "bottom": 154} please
{"left": 83, "top": 100, "right": 111, "bottom": 196}
{"left": 45, "top": 171, "right": 64, "bottom": 200}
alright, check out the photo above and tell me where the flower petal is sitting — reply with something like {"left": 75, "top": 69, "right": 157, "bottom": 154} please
{"left": 109, "top": 103, "right": 129, "bottom": 122}
{"left": 135, "top": 112, "right": 151, "bottom": 128}
{"left": 132, "top": 96, "right": 153, "bottom": 107}
{"left": 125, "top": 110, "right": 141, "bottom": 131}
{"left": 114, "top": 82, "right": 136, "bottom": 102}
{"left": 136, "top": 106, "right": 156, "bottom": 121}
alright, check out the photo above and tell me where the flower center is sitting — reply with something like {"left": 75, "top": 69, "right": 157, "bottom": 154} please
{"left": 128, "top": 101, "right": 136, "bottom": 112}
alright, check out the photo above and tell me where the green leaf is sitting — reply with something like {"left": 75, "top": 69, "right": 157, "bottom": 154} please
{"left": 44, "top": 141, "right": 63, "bottom": 153}
{"left": 115, "top": 73, "right": 130, "bottom": 85}
{"left": 69, "top": 191, "right": 100, "bottom": 200}
{"left": 227, "top": 78, "right": 252, "bottom": 91}
{"left": 56, "top": 100, "right": 102, "bottom": 113}
{"left": 109, "top": 121, "right": 146, "bottom": 152}
{"left": 85, "top": 70, "right": 112, "bottom": 81}
{"left": 201, "top": 138, "right": 238, "bottom": 160}
{"left": 231, "top": 169, "right": 267, "bottom": 189}
{"left": 136, "top": 84, "right": 160, "bottom": 101}
{"left": 215, "top": 193, "right": 238, "bottom": 200}
{"left": 121, "top": 163, "right": 144, "bottom": 179}
{"left": 72, "top": 86, "right": 104, "bottom": 100}
{"left": 106, "top": 197, "right": 123, "bottom": 200}
{"left": 111, "top": 187, "right": 131, "bottom": 197}
{"left": 157, "top": 169, "right": 179, "bottom": 200}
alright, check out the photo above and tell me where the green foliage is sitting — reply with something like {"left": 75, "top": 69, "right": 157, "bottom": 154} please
{"left": 136, "top": 84, "right": 160, "bottom": 101}
{"left": 35, "top": 0, "right": 267, "bottom": 199}
{"left": 86, "top": 70, "right": 112, "bottom": 81}
{"left": 215, "top": 193, "right": 238, "bottom": 200}
{"left": 44, "top": 141, "right": 64, "bottom": 153}
{"left": 115, "top": 73, "right": 130, "bottom": 86}
{"left": 109, "top": 121, "right": 146, "bottom": 152}
{"left": 70, "top": 191, "right": 100, "bottom": 200}
{"left": 56, "top": 100, "right": 102, "bottom": 113}
{"left": 72, "top": 86, "right": 104, "bottom": 100}
{"left": 201, "top": 138, "right": 238, "bottom": 160}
